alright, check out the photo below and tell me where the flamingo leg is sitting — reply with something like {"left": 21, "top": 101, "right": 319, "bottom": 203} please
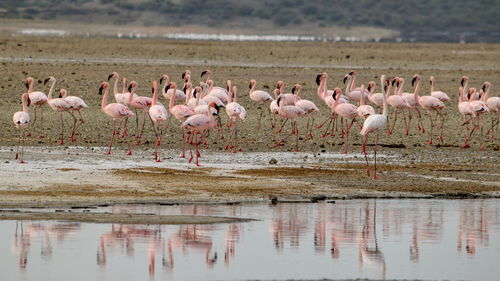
{"left": 320, "top": 115, "right": 334, "bottom": 138}
{"left": 179, "top": 128, "right": 186, "bottom": 158}
{"left": 15, "top": 128, "right": 21, "bottom": 161}
{"left": 106, "top": 119, "right": 116, "bottom": 155}
{"left": 316, "top": 114, "right": 332, "bottom": 129}
{"left": 388, "top": 110, "right": 398, "bottom": 135}
{"left": 461, "top": 119, "right": 476, "bottom": 148}
{"left": 438, "top": 111, "right": 445, "bottom": 143}
{"left": 277, "top": 118, "right": 288, "bottom": 133}
{"left": 121, "top": 117, "right": 128, "bottom": 138}
{"left": 68, "top": 111, "right": 78, "bottom": 142}
{"left": 58, "top": 113, "right": 65, "bottom": 145}
{"left": 426, "top": 111, "right": 434, "bottom": 145}
{"left": 38, "top": 106, "right": 45, "bottom": 138}
{"left": 28, "top": 107, "right": 37, "bottom": 137}
{"left": 373, "top": 134, "right": 380, "bottom": 179}
{"left": 403, "top": 109, "right": 409, "bottom": 135}
{"left": 257, "top": 106, "right": 263, "bottom": 129}
{"left": 362, "top": 134, "right": 370, "bottom": 176}
{"left": 195, "top": 131, "right": 202, "bottom": 167}
{"left": 20, "top": 128, "right": 26, "bottom": 163}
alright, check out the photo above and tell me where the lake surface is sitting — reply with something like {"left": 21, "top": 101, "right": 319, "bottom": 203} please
{"left": 2, "top": 199, "right": 500, "bottom": 281}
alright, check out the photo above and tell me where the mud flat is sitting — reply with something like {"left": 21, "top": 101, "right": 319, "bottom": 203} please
{"left": 0, "top": 146, "right": 498, "bottom": 209}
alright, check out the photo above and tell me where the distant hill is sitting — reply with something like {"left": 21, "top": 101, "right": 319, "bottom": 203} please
{"left": 2, "top": 0, "right": 500, "bottom": 42}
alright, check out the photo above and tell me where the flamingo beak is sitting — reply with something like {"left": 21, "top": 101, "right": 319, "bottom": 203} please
{"left": 482, "top": 84, "right": 487, "bottom": 92}
{"left": 292, "top": 86, "right": 296, "bottom": 94}
{"left": 315, "top": 74, "right": 322, "bottom": 85}
{"left": 27, "top": 96, "right": 31, "bottom": 107}
{"left": 128, "top": 84, "right": 133, "bottom": 92}
{"left": 412, "top": 76, "right": 417, "bottom": 87}
{"left": 98, "top": 85, "right": 104, "bottom": 95}
{"left": 460, "top": 78, "right": 465, "bottom": 87}
{"left": 343, "top": 75, "right": 348, "bottom": 85}
{"left": 59, "top": 91, "right": 63, "bottom": 98}
{"left": 159, "top": 77, "right": 164, "bottom": 85}
{"left": 107, "top": 74, "right": 113, "bottom": 81}
{"left": 248, "top": 83, "right": 252, "bottom": 89}
{"left": 349, "top": 71, "right": 355, "bottom": 75}
{"left": 24, "top": 81, "right": 29, "bottom": 89}
{"left": 181, "top": 72, "right": 186, "bottom": 80}
{"left": 43, "top": 78, "right": 50, "bottom": 86}
{"left": 151, "top": 87, "right": 154, "bottom": 94}
{"left": 367, "top": 84, "right": 372, "bottom": 92}
{"left": 201, "top": 70, "right": 208, "bottom": 78}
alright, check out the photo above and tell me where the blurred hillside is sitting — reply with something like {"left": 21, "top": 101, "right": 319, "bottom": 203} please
{"left": 2, "top": 0, "right": 500, "bottom": 42}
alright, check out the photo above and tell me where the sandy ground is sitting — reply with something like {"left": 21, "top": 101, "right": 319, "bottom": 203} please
{"left": 0, "top": 146, "right": 498, "bottom": 209}
{"left": 0, "top": 35, "right": 499, "bottom": 212}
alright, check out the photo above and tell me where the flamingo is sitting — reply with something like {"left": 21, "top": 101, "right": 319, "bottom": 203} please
{"left": 99, "top": 81, "right": 135, "bottom": 155}
{"left": 202, "top": 80, "right": 225, "bottom": 108}
{"left": 429, "top": 76, "right": 450, "bottom": 102}
{"left": 108, "top": 72, "right": 135, "bottom": 137}
{"left": 468, "top": 87, "right": 489, "bottom": 149}
{"left": 412, "top": 74, "right": 446, "bottom": 144}
{"left": 332, "top": 88, "right": 359, "bottom": 154}
{"left": 13, "top": 92, "right": 30, "bottom": 163}
{"left": 386, "top": 78, "right": 411, "bottom": 135}
{"left": 166, "top": 82, "right": 195, "bottom": 158}
{"left": 457, "top": 86, "right": 474, "bottom": 148}
{"left": 149, "top": 80, "right": 169, "bottom": 162}
{"left": 249, "top": 79, "right": 274, "bottom": 128}
{"left": 43, "top": 77, "right": 72, "bottom": 145}
{"left": 187, "top": 83, "right": 207, "bottom": 109}
{"left": 356, "top": 84, "right": 376, "bottom": 119}
{"left": 160, "top": 74, "right": 186, "bottom": 101}
{"left": 360, "top": 75, "right": 390, "bottom": 179}
{"left": 59, "top": 88, "right": 88, "bottom": 142}
{"left": 270, "top": 88, "right": 280, "bottom": 130}
{"left": 482, "top": 82, "right": 500, "bottom": 139}
{"left": 274, "top": 94, "right": 305, "bottom": 152}
{"left": 292, "top": 84, "right": 320, "bottom": 140}
{"left": 126, "top": 81, "right": 157, "bottom": 145}
{"left": 225, "top": 85, "right": 247, "bottom": 153}
{"left": 201, "top": 70, "right": 229, "bottom": 103}
{"left": 367, "top": 81, "right": 384, "bottom": 108}
{"left": 25, "top": 77, "right": 48, "bottom": 137}
{"left": 344, "top": 71, "right": 369, "bottom": 103}
{"left": 181, "top": 102, "right": 220, "bottom": 166}
{"left": 276, "top": 81, "right": 296, "bottom": 105}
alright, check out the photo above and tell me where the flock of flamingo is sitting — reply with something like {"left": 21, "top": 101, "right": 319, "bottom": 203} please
{"left": 12, "top": 69, "right": 499, "bottom": 178}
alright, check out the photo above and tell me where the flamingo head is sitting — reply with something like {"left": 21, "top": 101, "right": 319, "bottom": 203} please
{"left": 208, "top": 102, "right": 220, "bottom": 115}
{"left": 107, "top": 72, "right": 118, "bottom": 81}
{"left": 152, "top": 80, "right": 158, "bottom": 94}
{"left": 291, "top": 84, "right": 301, "bottom": 94}
{"left": 249, "top": 79, "right": 256, "bottom": 89}
{"left": 26, "top": 94, "right": 31, "bottom": 107}
{"left": 276, "top": 81, "right": 284, "bottom": 90}
{"left": 276, "top": 94, "right": 282, "bottom": 106}
{"left": 467, "top": 88, "right": 476, "bottom": 100}
{"left": 482, "top": 82, "right": 491, "bottom": 92}
{"left": 411, "top": 74, "right": 421, "bottom": 87}
{"left": 193, "top": 86, "right": 202, "bottom": 98}
{"left": 429, "top": 76, "right": 435, "bottom": 85}
{"left": 349, "top": 70, "right": 356, "bottom": 76}
{"left": 159, "top": 74, "right": 169, "bottom": 85}
{"left": 182, "top": 70, "right": 191, "bottom": 81}
{"left": 24, "top": 77, "right": 34, "bottom": 89}
{"left": 315, "top": 73, "right": 323, "bottom": 85}
{"left": 200, "top": 69, "right": 211, "bottom": 78}
{"left": 127, "top": 81, "right": 138, "bottom": 93}
{"left": 332, "top": 88, "right": 342, "bottom": 101}
{"left": 43, "top": 76, "right": 55, "bottom": 86}
{"left": 59, "top": 89, "right": 67, "bottom": 98}
{"left": 166, "top": 82, "right": 177, "bottom": 91}
{"left": 368, "top": 81, "right": 376, "bottom": 92}
{"left": 98, "top": 82, "right": 109, "bottom": 95}
{"left": 460, "top": 76, "right": 469, "bottom": 87}
{"left": 342, "top": 74, "right": 350, "bottom": 85}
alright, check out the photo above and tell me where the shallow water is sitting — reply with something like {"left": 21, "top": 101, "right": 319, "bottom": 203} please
{"left": 2, "top": 199, "right": 500, "bottom": 281}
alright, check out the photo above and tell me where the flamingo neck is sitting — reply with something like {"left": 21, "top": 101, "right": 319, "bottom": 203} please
{"left": 128, "top": 85, "right": 135, "bottom": 104}
{"left": 350, "top": 74, "right": 357, "bottom": 92}
{"left": 22, "top": 93, "right": 29, "bottom": 112}
{"left": 47, "top": 79, "right": 56, "bottom": 100}
{"left": 249, "top": 82, "right": 256, "bottom": 94}
{"left": 382, "top": 85, "right": 389, "bottom": 117}
{"left": 321, "top": 76, "right": 328, "bottom": 99}
{"left": 359, "top": 86, "right": 366, "bottom": 106}
{"left": 482, "top": 86, "right": 490, "bottom": 102}
{"left": 345, "top": 76, "right": 352, "bottom": 95}
{"left": 169, "top": 86, "right": 177, "bottom": 109}
{"left": 413, "top": 79, "right": 420, "bottom": 104}
{"left": 195, "top": 90, "right": 201, "bottom": 107}
{"left": 161, "top": 81, "right": 168, "bottom": 97}
{"left": 152, "top": 84, "right": 158, "bottom": 106}
{"left": 121, "top": 78, "right": 127, "bottom": 94}
{"left": 112, "top": 75, "right": 119, "bottom": 96}
{"left": 101, "top": 87, "right": 109, "bottom": 111}
{"left": 430, "top": 78, "right": 435, "bottom": 93}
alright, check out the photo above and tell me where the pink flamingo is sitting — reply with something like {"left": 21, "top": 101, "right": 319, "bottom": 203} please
{"left": 149, "top": 80, "right": 169, "bottom": 162}
{"left": 386, "top": 78, "right": 411, "bottom": 135}
{"left": 249, "top": 79, "right": 274, "bottom": 128}
{"left": 429, "top": 76, "right": 450, "bottom": 102}
{"left": 292, "top": 84, "right": 320, "bottom": 140}
{"left": 99, "top": 82, "right": 135, "bottom": 155}
{"left": 225, "top": 85, "right": 247, "bottom": 152}
{"left": 181, "top": 102, "right": 220, "bottom": 166}
{"left": 344, "top": 71, "right": 369, "bottom": 103}
{"left": 13, "top": 92, "right": 30, "bottom": 163}
{"left": 332, "top": 88, "right": 359, "bottom": 154}
{"left": 274, "top": 94, "right": 305, "bottom": 151}
{"left": 187, "top": 83, "right": 207, "bottom": 108}
{"left": 108, "top": 72, "right": 134, "bottom": 137}
{"left": 166, "top": 82, "right": 195, "bottom": 158}
{"left": 483, "top": 82, "right": 500, "bottom": 139}
{"left": 126, "top": 81, "right": 157, "bottom": 145}
{"left": 59, "top": 88, "right": 88, "bottom": 142}
{"left": 457, "top": 86, "right": 474, "bottom": 148}
{"left": 315, "top": 73, "right": 347, "bottom": 138}
{"left": 270, "top": 88, "right": 280, "bottom": 130}
{"left": 468, "top": 87, "right": 489, "bottom": 149}
{"left": 160, "top": 74, "right": 186, "bottom": 101}
{"left": 202, "top": 80, "right": 225, "bottom": 108}
{"left": 201, "top": 70, "right": 229, "bottom": 103}
{"left": 367, "top": 81, "right": 384, "bottom": 108}
{"left": 276, "top": 81, "right": 296, "bottom": 105}
{"left": 25, "top": 77, "right": 48, "bottom": 137}
{"left": 357, "top": 84, "right": 376, "bottom": 119}
{"left": 360, "top": 76, "right": 390, "bottom": 179}
{"left": 43, "top": 76, "right": 72, "bottom": 145}
{"left": 399, "top": 77, "right": 424, "bottom": 134}
{"left": 412, "top": 74, "right": 445, "bottom": 144}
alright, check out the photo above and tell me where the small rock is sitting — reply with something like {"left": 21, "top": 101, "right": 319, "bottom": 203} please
{"left": 269, "top": 158, "right": 278, "bottom": 165}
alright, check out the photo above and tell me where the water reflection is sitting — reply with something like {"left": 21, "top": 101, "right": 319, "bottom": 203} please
{"left": 4, "top": 200, "right": 500, "bottom": 281}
